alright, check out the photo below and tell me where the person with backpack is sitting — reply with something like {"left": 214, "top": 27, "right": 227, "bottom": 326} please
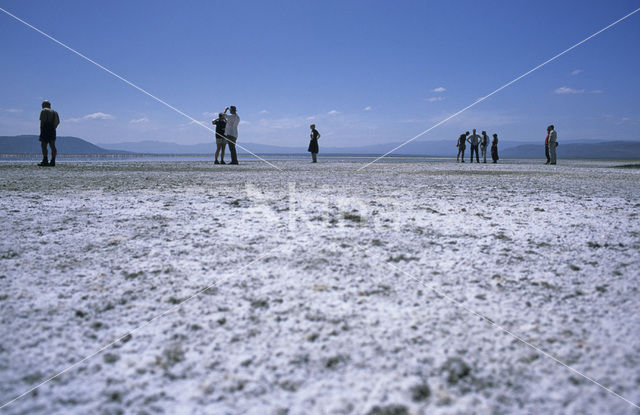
{"left": 480, "top": 131, "right": 489, "bottom": 163}
{"left": 456, "top": 131, "right": 468, "bottom": 162}
{"left": 308, "top": 124, "right": 320, "bottom": 163}
{"left": 212, "top": 113, "right": 227, "bottom": 164}
{"left": 38, "top": 100, "right": 60, "bottom": 167}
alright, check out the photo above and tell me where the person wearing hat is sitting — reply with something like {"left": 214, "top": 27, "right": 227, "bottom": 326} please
{"left": 223, "top": 106, "right": 240, "bottom": 165}
{"left": 38, "top": 100, "right": 60, "bottom": 166}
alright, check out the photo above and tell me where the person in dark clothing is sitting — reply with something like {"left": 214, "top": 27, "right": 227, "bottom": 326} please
{"left": 212, "top": 113, "right": 227, "bottom": 164}
{"left": 480, "top": 131, "right": 489, "bottom": 163}
{"left": 491, "top": 133, "right": 499, "bottom": 163}
{"left": 456, "top": 131, "right": 469, "bottom": 162}
{"left": 467, "top": 129, "right": 481, "bottom": 163}
{"left": 544, "top": 128, "right": 550, "bottom": 165}
{"left": 38, "top": 100, "right": 60, "bottom": 167}
{"left": 308, "top": 124, "right": 320, "bottom": 163}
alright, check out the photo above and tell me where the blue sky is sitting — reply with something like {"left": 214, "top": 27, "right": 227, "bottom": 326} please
{"left": 1, "top": 1, "right": 639, "bottom": 148}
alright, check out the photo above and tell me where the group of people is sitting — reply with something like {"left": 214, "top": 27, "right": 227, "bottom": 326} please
{"left": 211, "top": 106, "right": 240, "bottom": 165}
{"left": 456, "top": 129, "right": 499, "bottom": 163}
{"left": 35, "top": 100, "right": 561, "bottom": 167}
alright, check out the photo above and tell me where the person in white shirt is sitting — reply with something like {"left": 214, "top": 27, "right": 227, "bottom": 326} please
{"left": 548, "top": 125, "right": 557, "bottom": 165}
{"left": 480, "top": 131, "right": 489, "bottom": 163}
{"left": 466, "top": 129, "right": 481, "bottom": 163}
{"left": 223, "top": 106, "right": 240, "bottom": 165}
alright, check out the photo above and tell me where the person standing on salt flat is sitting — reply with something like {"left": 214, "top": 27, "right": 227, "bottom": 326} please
{"left": 467, "top": 129, "right": 481, "bottom": 163}
{"left": 480, "top": 131, "right": 489, "bottom": 163}
{"left": 544, "top": 127, "right": 551, "bottom": 165}
{"left": 38, "top": 100, "right": 60, "bottom": 167}
{"left": 548, "top": 124, "right": 558, "bottom": 165}
{"left": 491, "top": 133, "right": 499, "bottom": 163}
{"left": 223, "top": 106, "right": 240, "bottom": 165}
{"left": 308, "top": 124, "right": 320, "bottom": 163}
{"left": 212, "top": 113, "right": 227, "bottom": 165}
{"left": 456, "top": 131, "right": 468, "bottom": 162}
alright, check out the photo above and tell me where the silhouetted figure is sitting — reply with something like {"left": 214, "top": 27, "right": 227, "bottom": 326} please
{"left": 467, "top": 128, "right": 481, "bottom": 163}
{"left": 223, "top": 106, "right": 240, "bottom": 165}
{"left": 308, "top": 124, "right": 320, "bottom": 163}
{"left": 548, "top": 125, "right": 557, "bottom": 165}
{"left": 212, "top": 113, "right": 227, "bottom": 164}
{"left": 544, "top": 128, "right": 550, "bottom": 165}
{"left": 38, "top": 100, "right": 60, "bottom": 167}
{"left": 480, "top": 131, "right": 489, "bottom": 163}
{"left": 491, "top": 133, "right": 499, "bottom": 163}
{"left": 456, "top": 132, "right": 468, "bottom": 162}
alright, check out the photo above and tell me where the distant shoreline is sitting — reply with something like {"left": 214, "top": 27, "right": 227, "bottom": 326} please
{"left": 2, "top": 153, "right": 640, "bottom": 163}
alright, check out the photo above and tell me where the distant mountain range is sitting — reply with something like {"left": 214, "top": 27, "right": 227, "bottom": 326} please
{"left": 2, "top": 135, "right": 640, "bottom": 159}
{"left": 0, "top": 135, "right": 132, "bottom": 155}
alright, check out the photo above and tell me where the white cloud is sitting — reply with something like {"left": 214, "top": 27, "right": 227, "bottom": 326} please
{"left": 328, "top": 110, "right": 340, "bottom": 115}
{"left": 571, "top": 69, "right": 584, "bottom": 76}
{"left": 4, "top": 108, "right": 23, "bottom": 113}
{"left": 84, "top": 112, "right": 115, "bottom": 120}
{"left": 601, "top": 114, "right": 636, "bottom": 125}
{"left": 259, "top": 109, "right": 269, "bottom": 114}
{"left": 130, "top": 117, "right": 149, "bottom": 124}
{"left": 363, "top": 106, "right": 372, "bottom": 111}
{"left": 590, "top": 89, "right": 604, "bottom": 94}
{"left": 554, "top": 86, "right": 585, "bottom": 95}
{"left": 427, "top": 96, "right": 445, "bottom": 102}
{"left": 433, "top": 87, "right": 446, "bottom": 93}
{"left": 67, "top": 112, "right": 115, "bottom": 122}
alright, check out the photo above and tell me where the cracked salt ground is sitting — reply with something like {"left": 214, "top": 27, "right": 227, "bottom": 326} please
{"left": 0, "top": 160, "right": 639, "bottom": 414}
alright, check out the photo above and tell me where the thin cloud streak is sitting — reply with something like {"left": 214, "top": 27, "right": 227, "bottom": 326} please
{"left": 67, "top": 112, "right": 115, "bottom": 122}
{"left": 554, "top": 86, "right": 585, "bottom": 94}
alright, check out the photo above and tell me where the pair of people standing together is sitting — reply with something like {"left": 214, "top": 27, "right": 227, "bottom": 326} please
{"left": 457, "top": 129, "right": 498, "bottom": 163}
{"left": 212, "top": 106, "right": 240, "bottom": 165}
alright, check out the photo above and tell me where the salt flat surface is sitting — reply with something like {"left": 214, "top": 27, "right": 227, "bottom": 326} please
{"left": 0, "top": 159, "right": 639, "bottom": 415}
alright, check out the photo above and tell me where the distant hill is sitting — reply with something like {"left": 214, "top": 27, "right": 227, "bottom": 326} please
{"left": 0, "top": 135, "right": 132, "bottom": 155}
{"left": 101, "top": 138, "right": 640, "bottom": 159}
{"left": 99, "top": 139, "right": 467, "bottom": 156}
{"left": 500, "top": 141, "right": 640, "bottom": 159}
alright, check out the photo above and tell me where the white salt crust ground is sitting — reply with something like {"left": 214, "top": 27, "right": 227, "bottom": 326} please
{"left": 0, "top": 159, "right": 639, "bottom": 415}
